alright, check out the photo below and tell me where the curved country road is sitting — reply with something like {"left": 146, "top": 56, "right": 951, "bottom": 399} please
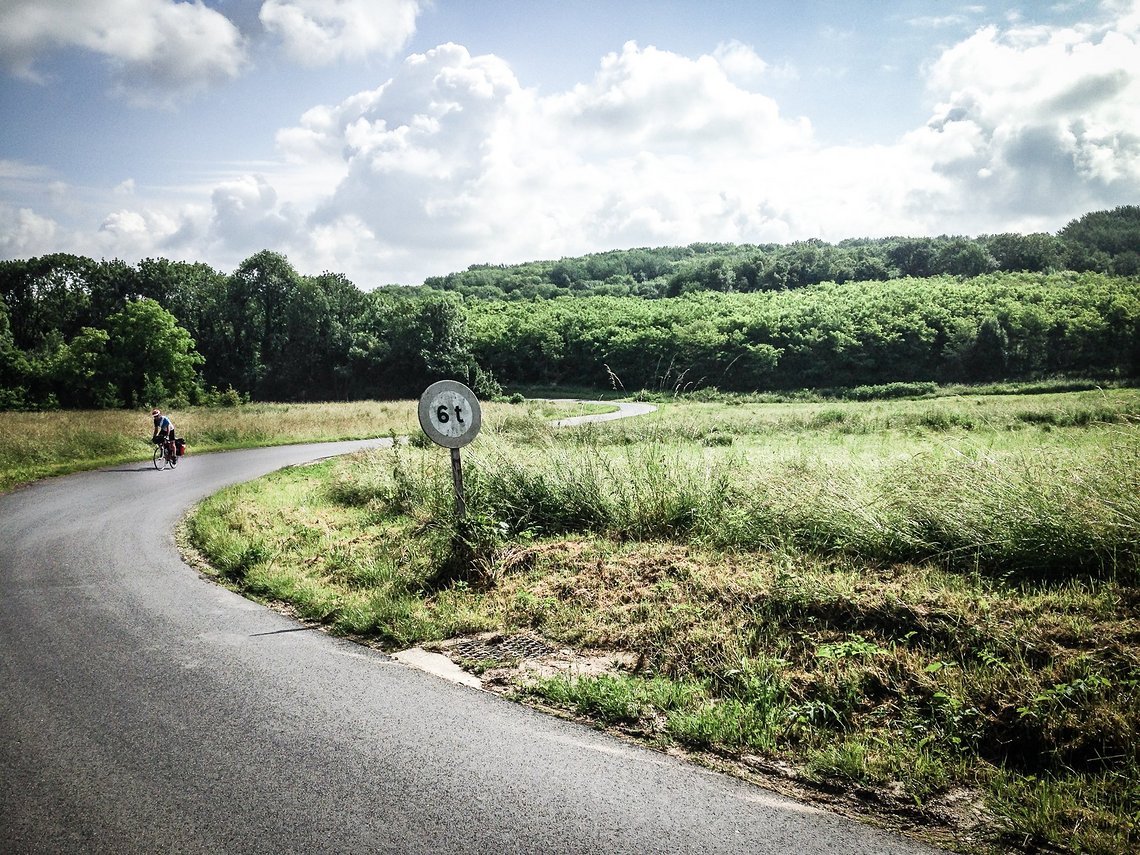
{"left": 1, "top": 404, "right": 940, "bottom": 854}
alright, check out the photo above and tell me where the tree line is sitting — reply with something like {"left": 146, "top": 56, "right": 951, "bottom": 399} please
{"left": 0, "top": 250, "right": 484, "bottom": 409}
{"left": 423, "top": 206, "right": 1140, "bottom": 300}
{"left": 1, "top": 208, "right": 1137, "bottom": 409}
{"left": 464, "top": 273, "right": 1139, "bottom": 391}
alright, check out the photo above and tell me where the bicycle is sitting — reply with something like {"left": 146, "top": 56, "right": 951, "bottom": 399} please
{"left": 152, "top": 438, "right": 178, "bottom": 470}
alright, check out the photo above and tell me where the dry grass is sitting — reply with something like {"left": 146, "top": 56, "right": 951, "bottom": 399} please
{"left": 0, "top": 402, "right": 411, "bottom": 491}
{"left": 0, "top": 398, "right": 614, "bottom": 492}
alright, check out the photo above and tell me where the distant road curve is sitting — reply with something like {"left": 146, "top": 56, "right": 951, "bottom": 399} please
{"left": 548, "top": 398, "right": 657, "bottom": 427}
{"left": 0, "top": 403, "right": 940, "bottom": 854}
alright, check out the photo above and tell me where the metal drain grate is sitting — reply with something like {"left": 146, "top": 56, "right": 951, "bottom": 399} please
{"left": 449, "top": 634, "right": 555, "bottom": 664}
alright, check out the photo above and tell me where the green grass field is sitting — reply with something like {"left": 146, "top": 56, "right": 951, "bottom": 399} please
{"left": 0, "top": 398, "right": 612, "bottom": 492}
{"left": 183, "top": 388, "right": 1140, "bottom": 854}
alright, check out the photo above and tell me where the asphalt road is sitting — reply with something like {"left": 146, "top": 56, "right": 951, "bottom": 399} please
{"left": 1, "top": 423, "right": 942, "bottom": 854}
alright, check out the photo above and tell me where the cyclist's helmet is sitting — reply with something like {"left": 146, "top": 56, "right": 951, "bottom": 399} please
{"left": 152, "top": 409, "right": 161, "bottom": 416}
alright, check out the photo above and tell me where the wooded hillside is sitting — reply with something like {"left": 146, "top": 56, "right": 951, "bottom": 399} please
{"left": 1, "top": 207, "right": 1137, "bottom": 408}
{"left": 424, "top": 206, "right": 1140, "bottom": 299}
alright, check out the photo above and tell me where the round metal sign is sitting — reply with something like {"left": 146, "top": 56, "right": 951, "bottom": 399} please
{"left": 418, "top": 380, "right": 482, "bottom": 448}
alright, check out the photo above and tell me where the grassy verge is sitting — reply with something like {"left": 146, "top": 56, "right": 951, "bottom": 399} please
{"left": 0, "top": 398, "right": 613, "bottom": 493}
{"left": 184, "top": 389, "right": 1140, "bottom": 852}
{"left": 624, "top": 378, "right": 1137, "bottom": 405}
{"left": 0, "top": 401, "right": 409, "bottom": 492}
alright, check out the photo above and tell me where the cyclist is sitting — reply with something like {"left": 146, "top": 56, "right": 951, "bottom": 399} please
{"left": 152, "top": 409, "right": 176, "bottom": 460}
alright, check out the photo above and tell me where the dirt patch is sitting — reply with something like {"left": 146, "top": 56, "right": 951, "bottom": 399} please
{"left": 426, "top": 630, "right": 639, "bottom": 686}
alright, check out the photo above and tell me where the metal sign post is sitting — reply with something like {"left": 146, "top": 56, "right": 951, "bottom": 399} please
{"left": 417, "top": 380, "right": 482, "bottom": 517}
{"left": 449, "top": 447, "right": 465, "bottom": 517}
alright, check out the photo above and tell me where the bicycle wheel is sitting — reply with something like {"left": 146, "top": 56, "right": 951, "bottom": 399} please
{"left": 169, "top": 448, "right": 178, "bottom": 468}
{"left": 153, "top": 444, "right": 165, "bottom": 470}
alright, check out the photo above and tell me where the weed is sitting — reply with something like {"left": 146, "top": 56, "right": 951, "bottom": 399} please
{"left": 815, "top": 637, "right": 889, "bottom": 660}
{"left": 987, "top": 767, "right": 1140, "bottom": 854}
{"left": 806, "top": 738, "right": 884, "bottom": 787}
{"left": 667, "top": 698, "right": 782, "bottom": 752}
{"left": 525, "top": 673, "right": 690, "bottom": 726}
{"left": 1018, "top": 673, "right": 1114, "bottom": 721}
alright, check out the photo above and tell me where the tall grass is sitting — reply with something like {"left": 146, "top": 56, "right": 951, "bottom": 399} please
{"left": 0, "top": 409, "right": 162, "bottom": 490}
{"left": 378, "top": 427, "right": 1138, "bottom": 581}
{"left": 0, "top": 402, "right": 418, "bottom": 491}
{"left": 597, "top": 388, "right": 1140, "bottom": 444}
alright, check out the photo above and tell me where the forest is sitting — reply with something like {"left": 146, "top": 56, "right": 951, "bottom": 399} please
{"left": 423, "top": 205, "right": 1140, "bottom": 299}
{"left": 1, "top": 206, "right": 1138, "bottom": 409}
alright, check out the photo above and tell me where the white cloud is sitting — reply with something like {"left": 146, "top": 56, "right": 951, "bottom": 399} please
{"left": 914, "top": 6, "right": 1140, "bottom": 223}
{"left": 0, "top": 0, "right": 247, "bottom": 102}
{"left": 208, "top": 173, "right": 300, "bottom": 249}
{"left": 280, "top": 40, "right": 823, "bottom": 282}
{"left": 99, "top": 209, "right": 150, "bottom": 242}
{"left": 907, "top": 15, "right": 970, "bottom": 29}
{"left": 0, "top": 159, "right": 50, "bottom": 180}
{"left": 0, "top": 205, "right": 58, "bottom": 255}
{"left": 550, "top": 42, "right": 809, "bottom": 155}
{"left": 260, "top": 0, "right": 421, "bottom": 66}
{"left": 712, "top": 40, "right": 769, "bottom": 88}
{"left": 6, "top": 2, "right": 1140, "bottom": 286}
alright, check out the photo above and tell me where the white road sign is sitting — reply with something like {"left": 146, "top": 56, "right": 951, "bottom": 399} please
{"left": 418, "top": 380, "right": 482, "bottom": 449}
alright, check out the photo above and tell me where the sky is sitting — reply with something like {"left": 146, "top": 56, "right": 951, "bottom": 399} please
{"left": 1, "top": 0, "right": 1138, "bottom": 288}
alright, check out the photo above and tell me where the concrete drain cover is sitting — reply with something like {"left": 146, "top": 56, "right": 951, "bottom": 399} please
{"left": 449, "top": 634, "right": 555, "bottom": 664}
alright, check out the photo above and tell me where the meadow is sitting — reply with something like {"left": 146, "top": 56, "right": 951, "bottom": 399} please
{"left": 184, "top": 388, "right": 1140, "bottom": 854}
{"left": 0, "top": 399, "right": 620, "bottom": 492}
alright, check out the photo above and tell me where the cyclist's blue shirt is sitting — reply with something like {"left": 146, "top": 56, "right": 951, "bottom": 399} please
{"left": 156, "top": 416, "right": 172, "bottom": 432}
